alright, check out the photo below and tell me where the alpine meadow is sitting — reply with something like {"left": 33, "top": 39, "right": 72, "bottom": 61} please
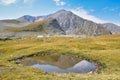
{"left": 0, "top": 0, "right": 120, "bottom": 80}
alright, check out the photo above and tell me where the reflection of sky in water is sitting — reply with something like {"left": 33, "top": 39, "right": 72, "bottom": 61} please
{"left": 32, "top": 64, "right": 69, "bottom": 73}
{"left": 32, "top": 60, "right": 96, "bottom": 73}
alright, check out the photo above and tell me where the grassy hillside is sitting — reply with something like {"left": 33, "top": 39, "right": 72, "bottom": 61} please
{"left": 6, "top": 20, "right": 47, "bottom": 32}
{"left": 0, "top": 35, "right": 120, "bottom": 80}
{"left": 0, "top": 19, "right": 25, "bottom": 24}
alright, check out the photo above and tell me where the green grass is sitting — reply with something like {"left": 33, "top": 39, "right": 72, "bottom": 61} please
{"left": 0, "top": 34, "right": 120, "bottom": 80}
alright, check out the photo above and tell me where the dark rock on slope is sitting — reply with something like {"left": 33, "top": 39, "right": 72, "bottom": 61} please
{"left": 44, "top": 19, "right": 65, "bottom": 35}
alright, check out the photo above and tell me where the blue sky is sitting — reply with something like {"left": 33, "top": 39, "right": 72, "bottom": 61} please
{"left": 0, "top": 0, "right": 120, "bottom": 25}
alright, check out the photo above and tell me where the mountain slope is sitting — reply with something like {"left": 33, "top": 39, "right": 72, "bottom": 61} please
{"left": 6, "top": 19, "right": 65, "bottom": 35}
{"left": 103, "top": 23, "right": 120, "bottom": 34}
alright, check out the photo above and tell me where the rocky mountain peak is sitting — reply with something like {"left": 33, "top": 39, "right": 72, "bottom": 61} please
{"left": 55, "top": 9, "right": 70, "bottom": 13}
{"left": 18, "top": 15, "right": 36, "bottom": 22}
{"left": 51, "top": 9, "right": 74, "bottom": 17}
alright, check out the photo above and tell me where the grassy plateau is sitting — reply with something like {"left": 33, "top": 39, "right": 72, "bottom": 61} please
{"left": 0, "top": 34, "right": 120, "bottom": 80}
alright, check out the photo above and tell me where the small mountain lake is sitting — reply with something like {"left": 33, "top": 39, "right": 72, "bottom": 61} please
{"left": 17, "top": 53, "right": 97, "bottom": 73}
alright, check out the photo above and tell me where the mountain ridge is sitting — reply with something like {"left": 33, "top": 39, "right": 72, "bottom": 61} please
{"left": 0, "top": 9, "right": 120, "bottom": 37}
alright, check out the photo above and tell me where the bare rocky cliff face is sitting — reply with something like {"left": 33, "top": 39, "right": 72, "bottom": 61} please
{"left": 48, "top": 10, "right": 111, "bottom": 36}
{"left": 0, "top": 10, "right": 120, "bottom": 37}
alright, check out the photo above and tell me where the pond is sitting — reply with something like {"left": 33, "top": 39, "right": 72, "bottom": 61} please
{"left": 18, "top": 53, "right": 97, "bottom": 73}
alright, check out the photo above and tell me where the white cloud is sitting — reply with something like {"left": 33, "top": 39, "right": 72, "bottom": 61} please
{"left": 71, "top": 7, "right": 107, "bottom": 23}
{"left": 0, "top": 0, "right": 17, "bottom": 5}
{"left": 53, "top": 0, "right": 66, "bottom": 6}
{"left": 0, "top": 0, "right": 31, "bottom": 5}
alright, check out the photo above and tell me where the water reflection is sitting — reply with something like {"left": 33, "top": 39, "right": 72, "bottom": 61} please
{"left": 20, "top": 53, "right": 96, "bottom": 73}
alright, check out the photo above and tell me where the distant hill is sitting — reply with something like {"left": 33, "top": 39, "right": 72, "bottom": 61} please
{"left": 0, "top": 19, "right": 29, "bottom": 32}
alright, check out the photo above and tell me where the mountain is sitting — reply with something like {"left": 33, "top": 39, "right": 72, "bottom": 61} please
{"left": 47, "top": 10, "right": 111, "bottom": 36}
{"left": 18, "top": 15, "right": 36, "bottom": 22}
{"left": 103, "top": 23, "right": 120, "bottom": 34}
{"left": 17, "top": 15, "right": 50, "bottom": 22}
{"left": 0, "top": 9, "right": 120, "bottom": 37}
